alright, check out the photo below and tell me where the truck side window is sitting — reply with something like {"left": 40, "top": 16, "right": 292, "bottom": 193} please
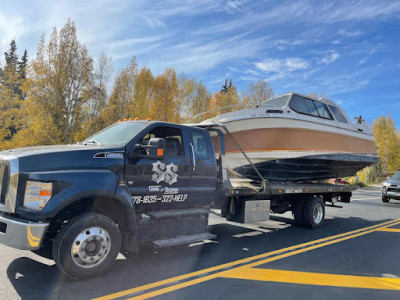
{"left": 141, "top": 126, "right": 184, "bottom": 157}
{"left": 191, "top": 131, "right": 210, "bottom": 159}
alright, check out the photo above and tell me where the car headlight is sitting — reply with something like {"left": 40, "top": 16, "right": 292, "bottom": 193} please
{"left": 24, "top": 181, "right": 53, "bottom": 211}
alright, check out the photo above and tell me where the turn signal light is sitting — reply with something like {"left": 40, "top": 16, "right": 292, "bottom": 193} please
{"left": 135, "top": 117, "right": 140, "bottom": 120}
{"left": 147, "top": 118, "right": 152, "bottom": 121}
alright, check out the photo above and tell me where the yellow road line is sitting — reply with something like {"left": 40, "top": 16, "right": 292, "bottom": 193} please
{"left": 377, "top": 228, "right": 400, "bottom": 233}
{"left": 128, "top": 220, "right": 400, "bottom": 299}
{"left": 222, "top": 268, "right": 400, "bottom": 291}
{"left": 94, "top": 218, "right": 400, "bottom": 300}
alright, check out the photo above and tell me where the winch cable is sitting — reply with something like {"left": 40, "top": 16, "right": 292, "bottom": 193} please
{"left": 215, "top": 122, "right": 269, "bottom": 193}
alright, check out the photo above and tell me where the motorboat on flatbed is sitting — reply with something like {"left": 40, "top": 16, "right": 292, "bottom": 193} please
{"left": 200, "top": 92, "right": 378, "bottom": 182}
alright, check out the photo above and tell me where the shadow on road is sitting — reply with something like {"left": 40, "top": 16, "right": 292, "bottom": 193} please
{"left": 5, "top": 216, "right": 394, "bottom": 300}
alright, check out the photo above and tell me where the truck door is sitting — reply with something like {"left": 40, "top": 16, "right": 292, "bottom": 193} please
{"left": 125, "top": 125, "right": 193, "bottom": 213}
{"left": 188, "top": 128, "right": 218, "bottom": 206}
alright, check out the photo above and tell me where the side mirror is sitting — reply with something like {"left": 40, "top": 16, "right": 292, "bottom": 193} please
{"left": 131, "top": 138, "right": 165, "bottom": 160}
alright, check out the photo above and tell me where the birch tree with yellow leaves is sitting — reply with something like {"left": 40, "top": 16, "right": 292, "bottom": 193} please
{"left": 13, "top": 20, "right": 94, "bottom": 146}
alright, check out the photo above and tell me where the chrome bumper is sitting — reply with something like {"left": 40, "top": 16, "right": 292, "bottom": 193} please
{"left": 0, "top": 214, "right": 49, "bottom": 250}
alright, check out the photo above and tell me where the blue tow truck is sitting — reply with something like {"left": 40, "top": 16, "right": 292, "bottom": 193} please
{"left": 0, "top": 120, "right": 354, "bottom": 279}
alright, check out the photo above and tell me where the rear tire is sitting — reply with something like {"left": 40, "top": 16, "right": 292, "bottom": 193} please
{"left": 302, "top": 197, "right": 325, "bottom": 229}
{"left": 52, "top": 213, "right": 121, "bottom": 280}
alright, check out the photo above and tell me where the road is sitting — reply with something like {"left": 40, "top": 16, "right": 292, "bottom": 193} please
{"left": 2, "top": 184, "right": 400, "bottom": 300}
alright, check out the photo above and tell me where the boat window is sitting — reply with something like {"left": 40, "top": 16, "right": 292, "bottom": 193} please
{"left": 261, "top": 95, "right": 288, "bottom": 108}
{"left": 289, "top": 95, "right": 318, "bottom": 116}
{"left": 289, "top": 95, "right": 332, "bottom": 120}
{"left": 314, "top": 101, "right": 332, "bottom": 119}
{"left": 328, "top": 105, "right": 348, "bottom": 123}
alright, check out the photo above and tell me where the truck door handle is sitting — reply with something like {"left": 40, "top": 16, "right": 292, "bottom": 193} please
{"left": 190, "top": 143, "right": 196, "bottom": 171}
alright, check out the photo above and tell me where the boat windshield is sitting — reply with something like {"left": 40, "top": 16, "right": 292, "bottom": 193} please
{"left": 82, "top": 121, "right": 149, "bottom": 147}
{"left": 260, "top": 95, "right": 289, "bottom": 108}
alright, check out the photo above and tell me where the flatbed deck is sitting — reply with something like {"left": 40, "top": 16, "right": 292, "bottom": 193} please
{"left": 229, "top": 178, "right": 355, "bottom": 197}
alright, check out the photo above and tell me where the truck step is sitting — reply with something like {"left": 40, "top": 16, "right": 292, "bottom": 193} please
{"left": 147, "top": 208, "right": 210, "bottom": 219}
{"left": 152, "top": 232, "right": 217, "bottom": 248}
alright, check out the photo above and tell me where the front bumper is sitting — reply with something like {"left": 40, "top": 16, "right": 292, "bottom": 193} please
{"left": 0, "top": 214, "right": 49, "bottom": 250}
{"left": 387, "top": 191, "right": 400, "bottom": 200}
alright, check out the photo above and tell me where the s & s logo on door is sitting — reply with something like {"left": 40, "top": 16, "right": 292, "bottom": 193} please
{"left": 151, "top": 161, "right": 178, "bottom": 185}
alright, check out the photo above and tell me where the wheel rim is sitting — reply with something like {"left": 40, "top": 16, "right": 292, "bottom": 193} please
{"left": 312, "top": 203, "right": 323, "bottom": 224}
{"left": 71, "top": 227, "right": 111, "bottom": 268}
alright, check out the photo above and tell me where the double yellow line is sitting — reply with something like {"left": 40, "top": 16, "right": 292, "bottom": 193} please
{"left": 95, "top": 218, "right": 400, "bottom": 300}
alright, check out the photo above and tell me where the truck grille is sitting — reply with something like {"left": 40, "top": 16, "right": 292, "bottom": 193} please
{"left": 388, "top": 185, "right": 400, "bottom": 193}
{"left": 0, "top": 164, "right": 9, "bottom": 205}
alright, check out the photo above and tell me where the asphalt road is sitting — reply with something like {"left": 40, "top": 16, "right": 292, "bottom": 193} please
{"left": 2, "top": 184, "right": 400, "bottom": 300}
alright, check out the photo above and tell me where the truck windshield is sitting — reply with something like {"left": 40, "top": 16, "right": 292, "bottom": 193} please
{"left": 82, "top": 122, "right": 149, "bottom": 147}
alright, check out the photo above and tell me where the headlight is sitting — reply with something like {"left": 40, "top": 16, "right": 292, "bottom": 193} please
{"left": 24, "top": 181, "right": 53, "bottom": 211}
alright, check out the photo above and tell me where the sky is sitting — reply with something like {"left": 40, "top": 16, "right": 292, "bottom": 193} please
{"left": 0, "top": 0, "right": 399, "bottom": 127}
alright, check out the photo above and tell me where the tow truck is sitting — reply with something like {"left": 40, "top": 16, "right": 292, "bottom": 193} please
{"left": 0, "top": 119, "right": 354, "bottom": 279}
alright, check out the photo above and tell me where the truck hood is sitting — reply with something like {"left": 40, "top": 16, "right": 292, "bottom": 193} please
{"left": 383, "top": 179, "right": 400, "bottom": 187}
{"left": 0, "top": 144, "right": 125, "bottom": 173}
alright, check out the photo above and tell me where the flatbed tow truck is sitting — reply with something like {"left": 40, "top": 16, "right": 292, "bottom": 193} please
{"left": 0, "top": 120, "right": 354, "bottom": 279}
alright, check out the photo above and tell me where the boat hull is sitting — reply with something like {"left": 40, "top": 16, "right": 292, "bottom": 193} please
{"left": 229, "top": 152, "right": 379, "bottom": 182}
{"left": 211, "top": 117, "right": 378, "bottom": 182}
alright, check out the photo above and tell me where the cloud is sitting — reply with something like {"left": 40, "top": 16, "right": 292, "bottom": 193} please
{"left": 337, "top": 28, "right": 363, "bottom": 38}
{"left": 254, "top": 57, "right": 309, "bottom": 82}
{"left": 256, "top": 58, "right": 309, "bottom": 73}
{"left": 318, "top": 51, "right": 340, "bottom": 65}
{"left": 225, "top": 0, "right": 246, "bottom": 14}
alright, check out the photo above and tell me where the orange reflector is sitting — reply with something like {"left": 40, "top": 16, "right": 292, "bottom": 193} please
{"left": 39, "top": 190, "right": 51, "bottom": 197}
{"left": 147, "top": 118, "right": 152, "bottom": 121}
{"left": 129, "top": 118, "right": 134, "bottom": 121}
{"left": 135, "top": 117, "right": 140, "bottom": 120}
{"left": 118, "top": 120, "right": 122, "bottom": 122}
{"left": 124, "top": 118, "right": 128, "bottom": 121}
{"left": 157, "top": 149, "right": 164, "bottom": 156}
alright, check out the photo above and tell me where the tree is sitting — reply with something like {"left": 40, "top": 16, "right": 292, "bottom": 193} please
{"left": 0, "top": 40, "right": 27, "bottom": 149}
{"left": 79, "top": 52, "right": 114, "bottom": 138}
{"left": 246, "top": 79, "right": 274, "bottom": 105}
{"left": 13, "top": 20, "right": 94, "bottom": 146}
{"left": 373, "top": 115, "right": 400, "bottom": 175}
{"left": 101, "top": 57, "right": 137, "bottom": 125}
{"left": 149, "top": 68, "right": 180, "bottom": 122}
{"left": 177, "top": 74, "right": 211, "bottom": 123}
{"left": 208, "top": 80, "right": 240, "bottom": 118}
{"left": 130, "top": 67, "right": 153, "bottom": 119}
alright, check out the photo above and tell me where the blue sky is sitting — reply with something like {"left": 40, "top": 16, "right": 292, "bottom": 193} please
{"left": 0, "top": 0, "right": 399, "bottom": 127}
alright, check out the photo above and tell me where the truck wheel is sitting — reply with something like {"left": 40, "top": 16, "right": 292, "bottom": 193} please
{"left": 53, "top": 213, "right": 121, "bottom": 280}
{"left": 292, "top": 198, "right": 306, "bottom": 226}
{"left": 302, "top": 197, "right": 325, "bottom": 229}
{"left": 382, "top": 193, "right": 390, "bottom": 203}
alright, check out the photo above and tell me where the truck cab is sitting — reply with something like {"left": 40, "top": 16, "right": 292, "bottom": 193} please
{"left": 0, "top": 120, "right": 219, "bottom": 279}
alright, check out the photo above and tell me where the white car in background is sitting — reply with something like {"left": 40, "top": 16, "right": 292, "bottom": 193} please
{"left": 382, "top": 171, "right": 400, "bottom": 202}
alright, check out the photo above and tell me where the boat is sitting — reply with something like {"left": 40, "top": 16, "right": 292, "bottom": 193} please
{"left": 200, "top": 92, "right": 379, "bottom": 182}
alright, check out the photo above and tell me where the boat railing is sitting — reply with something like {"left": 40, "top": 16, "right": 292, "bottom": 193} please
{"left": 192, "top": 103, "right": 255, "bottom": 123}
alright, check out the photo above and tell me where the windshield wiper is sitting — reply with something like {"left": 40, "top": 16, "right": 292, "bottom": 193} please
{"left": 83, "top": 140, "right": 103, "bottom": 146}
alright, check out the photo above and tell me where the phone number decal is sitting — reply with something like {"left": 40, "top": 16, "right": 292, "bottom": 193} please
{"left": 132, "top": 194, "right": 188, "bottom": 204}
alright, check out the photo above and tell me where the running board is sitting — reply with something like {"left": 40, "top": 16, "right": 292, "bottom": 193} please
{"left": 147, "top": 208, "right": 210, "bottom": 219}
{"left": 152, "top": 232, "right": 217, "bottom": 248}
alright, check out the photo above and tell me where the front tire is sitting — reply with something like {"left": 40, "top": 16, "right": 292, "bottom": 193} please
{"left": 53, "top": 213, "right": 121, "bottom": 280}
{"left": 382, "top": 193, "right": 390, "bottom": 203}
